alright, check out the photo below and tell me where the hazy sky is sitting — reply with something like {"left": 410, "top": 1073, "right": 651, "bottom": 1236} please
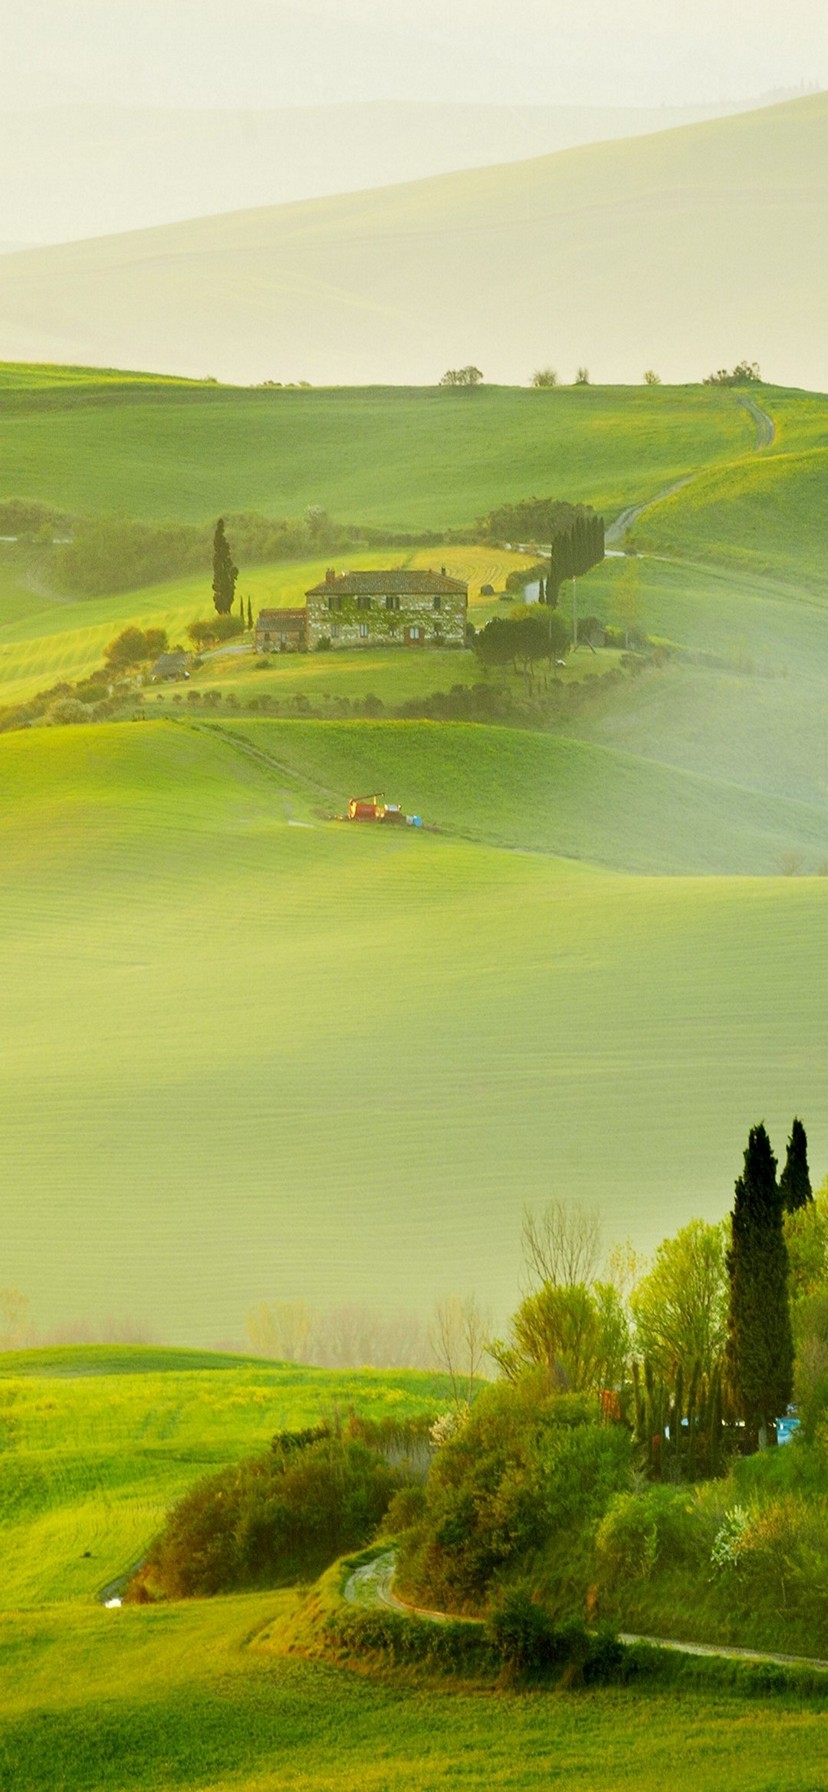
{"left": 2, "top": 0, "right": 825, "bottom": 110}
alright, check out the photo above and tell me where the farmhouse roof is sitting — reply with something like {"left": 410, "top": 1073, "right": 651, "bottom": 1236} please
{"left": 152, "top": 652, "right": 189, "bottom": 673}
{"left": 256, "top": 607, "right": 306, "bottom": 622}
{"left": 305, "top": 568, "right": 467, "bottom": 597}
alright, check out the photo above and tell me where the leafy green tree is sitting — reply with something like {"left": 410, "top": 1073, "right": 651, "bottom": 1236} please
{"left": 630, "top": 1219, "right": 728, "bottom": 1383}
{"left": 531, "top": 368, "right": 558, "bottom": 388}
{"left": 492, "top": 1280, "right": 629, "bottom": 1393}
{"left": 104, "top": 626, "right": 153, "bottom": 670}
{"left": 187, "top": 619, "right": 218, "bottom": 651}
{"left": 614, "top": 561, "right": 643, "bottom": 649}
{"left": 780, "top": 1117, "right": 812, "bottom": 1212}
{"left": 439, "top": 366, "right": 483, "bottom": 387}
{"left": 726, "top": 1124, "right": 794, "bottom": 1448}
{"left": 643, "top": 370, "right": 661, "bottom": 385}
{"left": 212, "top": 517, "right": 238, "bottom": 616}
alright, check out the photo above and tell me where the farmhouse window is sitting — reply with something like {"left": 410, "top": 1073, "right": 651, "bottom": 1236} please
{"left": 358, "top": 595, "right": 372, "bottom": 611}
{"left": 331, "top": 624, "right": 339, "bottom": 638}
{"left": 433, "top": 595, "right": 442, "bottom": 610}
{"left": 328, "top": 594, "right": 342, "bottom": 611}
{"left": 385, "top": 594, "right": 400, "bottom": 611}
{"left": 359, "top": 623, "right": 369, "bottom": 638}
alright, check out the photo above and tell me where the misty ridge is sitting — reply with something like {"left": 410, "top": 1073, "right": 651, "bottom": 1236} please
{"left": 0, "top": 92, "right": 811, "bottom": 248}
{"left": 0, "top": 1290, "right": 484, "bottom": 1375}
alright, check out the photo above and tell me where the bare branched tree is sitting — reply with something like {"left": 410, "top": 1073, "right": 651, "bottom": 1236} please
{"left": 521, "top": 1200, "right": 602, "bottom": 1291}
{"left": 246, "top": 1300, "right": 314, "bottom": 1363}
{"left": 0, "top": 1288, "right": 31, "bottom": 1351}
{"left": 605, "top": 1238, "right": 648, "bottom": 1301}
{"left": 429, "top": 1294, "right": 490, "bottom": 1406}
{"left": 246, "top": 1300, "right": 430, "bottom": 1370}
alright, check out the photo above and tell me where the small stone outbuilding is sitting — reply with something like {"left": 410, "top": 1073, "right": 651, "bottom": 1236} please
{"left": 255, "top": 608, "right": 308, "bottom": 653}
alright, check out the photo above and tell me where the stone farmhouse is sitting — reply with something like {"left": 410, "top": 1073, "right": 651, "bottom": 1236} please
{"left": 255, "top": 568, "right": 468, "bottom": 654}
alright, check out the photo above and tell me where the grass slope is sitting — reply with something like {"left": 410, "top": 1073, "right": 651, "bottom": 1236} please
{"left": 634, "top": 442, "right": 828, "bottom": 587}
{"left": 210, "top": 715, "right": 828, "bottom": 873}
{"left": 4, "top": 1594, "right": 828, "bottom": 1791}
{"left": 0, "top": 1348, "right": 450, "bottom": 1608}
{"left": 0, "top": 371, "right": 751, "bottom": 527}
{"left": 2, "top": 721, "right": 827, "bottom": 1345}
{"left": 0, "top": 94, "right": 825, "bottom": 386}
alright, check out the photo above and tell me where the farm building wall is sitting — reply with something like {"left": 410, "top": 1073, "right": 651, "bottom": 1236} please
{"left": 255, "top": 608, "right": 308, "bottom": 653}
{"left": 305, "top": 587, "right": 466, "bottom": 651}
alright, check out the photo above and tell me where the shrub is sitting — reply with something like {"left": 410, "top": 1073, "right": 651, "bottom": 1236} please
{"left": 595, "top": 1493, "right": 658, "bottom": 1585}
{"left": 47, "top": 698, "right": 92, "bottom": 726}
{"left": 487, "top": 1587, "right": 557, "bottom": 1669}
{"left": 399, "top": 1377, "right": 631, "bottom": 1612}
{"left": 213, "top": 613, "right": 244, "bottom": 641}
{"left": 130, "top": 1430, "right": 406, "bottom": 1600}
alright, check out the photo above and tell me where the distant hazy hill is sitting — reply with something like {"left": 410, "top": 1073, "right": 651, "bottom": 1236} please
{"left": 0, "top": 94, "right": 825, "bottom": 388}
{"left": 0, "top": 96, "right": 798, "bottom": 246}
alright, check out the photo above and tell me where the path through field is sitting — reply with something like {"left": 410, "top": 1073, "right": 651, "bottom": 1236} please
{"left": 344, "top": 1550, "right": 828, "bottom": 1673}
{"left": 604, "top": 389, "right": 777, "bottom": 550}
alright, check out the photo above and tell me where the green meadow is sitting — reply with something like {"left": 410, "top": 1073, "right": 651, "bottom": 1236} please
{"left": 0, "top": 370, "right": 752, "bottom": 526}
{"left": 1, "top": 371, "right": 827, "bottom": 1348}
{"left": 2, "top": 719, "right": 827, "bottom": 1345}
{"left": 6, "top": 1591, "right": 828, "bottom": 1792}
{"left": 0, "top": 1353, "right": 826, "bottom": 1792}
{"left": 0, "top": 1349, "right": 451, "bottom": 1608}
{"left": 2, "top": 364, "right": 828, "bottom": 1788}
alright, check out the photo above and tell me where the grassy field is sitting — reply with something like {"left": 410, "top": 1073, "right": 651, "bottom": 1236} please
{"left": 633, "top": 445, "right": 828, "bottom": 587}
{"left": 2, "top": 1353, "right": 828, "bottom": 1790}
{"left": 5, "top": 1592, "right": 828, "bottom": 1792}
{"left": 0, "top": 370, "right": 752, "bottom": 526}
{"left": 2, "top": 719, "right": 827, "bottom": 1347}
{"left": 0, "top": 1348, "right": 451, "bottom": 1607}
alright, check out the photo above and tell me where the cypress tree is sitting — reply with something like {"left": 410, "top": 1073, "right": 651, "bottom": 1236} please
{"left": 726, "top": 1124, "right": 794, "bottom": 1448}
{"left": 780, "top": 1117, "right": 812, "bottom": 1212}
{"left": 212, "top": 519, "right": 238, "bottom": 616}
{"left": 247, "top": 597, "right": 254, "bottom": 632}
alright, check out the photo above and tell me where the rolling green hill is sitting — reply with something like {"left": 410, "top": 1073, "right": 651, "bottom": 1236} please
{"left": 1, "top": 1349, "right": 827, "bottom": 1791}
{"left": 632, "top": 439, "right": 828, "bottom": 587}
{"left": 2, "top": 720, "right": 827, "bottom": 1347}
{"left": 1, "top": 371, "right": 827, "bottom": 1350}
{"left": 0, "top": 94, "right": 825, "bottom": 386}
{"left": 0, "top": 369, "right": 751, "bottom": 528}
{"left": 0, "top": 1347, "right": 450, "bottom": 1607}
{"left": 5, "top": 1591, "right": 824, "bottom": 1792}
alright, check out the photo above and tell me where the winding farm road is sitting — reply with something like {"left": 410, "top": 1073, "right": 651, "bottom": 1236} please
{"left": 605, "top": 391, "right": 777, "bottom": 552}
{"left": 345, "top": 1549, "right": 828, "bottom": 1674}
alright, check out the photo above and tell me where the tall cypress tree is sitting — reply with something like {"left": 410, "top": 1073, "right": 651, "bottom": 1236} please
{"left": 212, "top": 518, "right": 238, "bottom": 616}
{"left": 726, "top": 1124, "right": 794, "bottom": 1448}
{"left": 780, "top": 1117, "right": 812, "bottom": 1211}
{"left": 247, "top": 597, "right": 254, "bottom": 632}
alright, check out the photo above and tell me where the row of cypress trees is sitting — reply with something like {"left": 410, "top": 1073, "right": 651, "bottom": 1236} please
{"left": 726, "top": 1118, "right": 809, "bottom": 1450}
{"left": 546, "top": 509, "right": 605, "bottom": 605}
{"left": 633, "top": 1119, "right": 810, "bottom": 1473}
